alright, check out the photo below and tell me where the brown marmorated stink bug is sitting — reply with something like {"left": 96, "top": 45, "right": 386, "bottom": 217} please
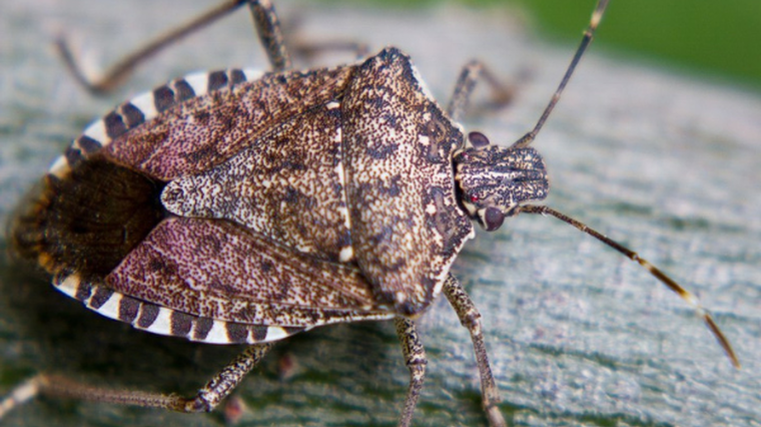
{"left": 0, "top": 0, "right": 740, "bottom": 426}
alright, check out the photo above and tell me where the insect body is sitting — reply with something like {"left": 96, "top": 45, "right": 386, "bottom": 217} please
{"left": 1, "top": 0, "right": 738, "bottom": 426}
{"left": 18, "top": 47, "right": 487, "bottom": 338}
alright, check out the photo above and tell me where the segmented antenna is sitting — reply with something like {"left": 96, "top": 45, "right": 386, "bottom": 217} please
{"left": 513, "top": 0, "right": 609, "bottom": 148}
{"left": 519, "top": 204, "right": 740, "bottom": 369}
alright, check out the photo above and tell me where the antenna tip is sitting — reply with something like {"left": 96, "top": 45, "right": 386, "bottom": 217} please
{"left": 590, "top": 0, "right": 610, "bottom": 28}
{"left": 704, "top": 314, "right": 741, "bottom": 369}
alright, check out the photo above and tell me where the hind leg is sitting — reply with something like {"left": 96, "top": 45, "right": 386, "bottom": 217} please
{"left": 58, "top": 0, "right": 291, "bottom": 93}
{"left": 0, "top": 344, "right": 272, "bottom": 419}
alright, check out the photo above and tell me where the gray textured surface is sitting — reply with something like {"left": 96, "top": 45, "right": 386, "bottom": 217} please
{"left": 1, "top": 1, "right": 760, "bottom": 426}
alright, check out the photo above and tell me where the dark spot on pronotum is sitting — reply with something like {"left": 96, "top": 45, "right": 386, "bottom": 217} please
{"left": 385, "top": 176, "right": 401, "bottom": 197}
{"left": 149, "top": 258, "right": 164, "bottom": 272}
{"left": 366, "top": 96, "right": 386, "bottom": 111}
{"left": 370, "top": 225, "right": 394, "bottom": 246}
{"left": 382, "top": 112, "right": 398, "bottom": 128}
{"left": 366, "top": 142, "right": 399, "bottom": 160}
{"left": 283, "top": 186, "right": 300, "bottom": 204}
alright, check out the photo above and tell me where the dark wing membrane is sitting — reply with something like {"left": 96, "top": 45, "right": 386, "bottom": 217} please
{"left": 105, "top": 217, "right": 393, "bottom": 328}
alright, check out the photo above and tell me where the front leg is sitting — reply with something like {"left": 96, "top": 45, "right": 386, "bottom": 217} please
{"left": 394, "top": 317, "right": 427, "bottom": 427}
{"left": 443, "top": 274, "right": 506, "bottom": 427}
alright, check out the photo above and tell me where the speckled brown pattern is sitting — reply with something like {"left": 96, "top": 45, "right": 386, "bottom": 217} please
{"left": 344, "top": 48, "right": 473, "bottom": 315}
{"left": 161, "top": 101, "right": 351, "bottom": 262}
{"left": 16, "top": 47, "right": 473, "bottom": 336}
{"left": 103, "top": 66, "right": 354, "bottom": 180}
{"left": 107, "top": 217, "right": 393, "bottom": 327}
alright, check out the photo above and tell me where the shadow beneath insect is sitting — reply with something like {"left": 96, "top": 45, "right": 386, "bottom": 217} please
{"left": 1, "top": 248, "right": 403, "bottom": 425}
{"left": 0, "top": 255, "right": 234, "bottom": 393}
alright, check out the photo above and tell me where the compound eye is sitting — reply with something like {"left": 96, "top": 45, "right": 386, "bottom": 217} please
{"left": 468, "top": 131, "right": 490, "bottom": 148}
{"left": 483, "top": 207, "right": 505, "bottom": 231}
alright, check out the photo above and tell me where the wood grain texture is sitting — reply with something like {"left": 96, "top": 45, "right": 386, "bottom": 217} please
{"left": 1, "top": 1, "right": 759, "bottom": 426}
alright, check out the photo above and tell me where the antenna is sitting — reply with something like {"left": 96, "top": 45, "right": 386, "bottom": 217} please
{"left": 513, "top": 0, "right": 610, "bottom": 148}
{"left": 519, "top": 204, "right": 740, "bottom": 368}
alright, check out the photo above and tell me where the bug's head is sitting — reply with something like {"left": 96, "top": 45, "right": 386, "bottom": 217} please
{"left": 453, "top": 132, "right": 549, "bottom": 231}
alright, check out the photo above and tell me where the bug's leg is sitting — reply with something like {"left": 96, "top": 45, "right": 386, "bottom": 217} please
{"left": 272, "top": 12, "right": 369, "bottom": 63}
{"left": 394, "top": 317, "right": 428, "bottom": 427}
{"left": 443, "top": 274, "right": 506, "bottom": 427}
{"left": 0, "top": 344, "right": 272, "bottom": 418}
{"left": 446, "top": 60, "right": 514, "bottom": 122}
{"left": 248, "top": 0, "right": 292, "bottom": 71}
{"left": 172, "top": 343, "right": 274, "bottom": 411}
{"left": 291, "top": 39, "right": 370, "bottom": 63}
{"left": 58, "top": 0, "right": 291, "bottom": 94}
{"left": 0, "top": 376, "right": 41, "bottom": 419}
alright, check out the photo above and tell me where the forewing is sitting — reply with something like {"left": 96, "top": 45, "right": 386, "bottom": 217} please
{"left": 106, "top": 217, "right": 393, "bottom": 330}
{"left": 59, "top": 66, "right": 355, "bottom": 181}
{"left": 161, "top": 102, "right": 352, "bottom": 263}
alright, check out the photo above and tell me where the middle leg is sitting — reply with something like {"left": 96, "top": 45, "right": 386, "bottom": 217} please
{"left": 394, "top": 317, "right": 428, "bottom": 427}
{"left": 446, "top": 60, "right": 514, "bottom": 123}
{"left": 443, "top": 274, "right": 506, "bottom": 427}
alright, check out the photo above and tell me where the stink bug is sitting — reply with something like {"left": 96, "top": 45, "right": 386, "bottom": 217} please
{"left": 0, "top": 0, "right": 746, "bottom": 426}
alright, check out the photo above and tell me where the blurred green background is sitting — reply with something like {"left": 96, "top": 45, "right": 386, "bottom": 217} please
{"left": 327, "top": 0, "right": 761, "bottom": 90}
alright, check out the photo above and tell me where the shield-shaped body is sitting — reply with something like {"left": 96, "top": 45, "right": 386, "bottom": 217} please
{"left": 13, "top": 47, "right": 474, "bottom": 345}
